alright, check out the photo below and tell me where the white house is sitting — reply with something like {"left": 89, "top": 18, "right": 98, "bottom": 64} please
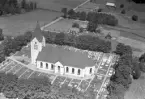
{"left": 31, "top": 22, "right": 96, "bottom": 78}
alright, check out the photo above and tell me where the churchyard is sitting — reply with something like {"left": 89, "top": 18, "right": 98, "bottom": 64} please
{"left": 0, "top": 41, "right": 118, "bottom": 98}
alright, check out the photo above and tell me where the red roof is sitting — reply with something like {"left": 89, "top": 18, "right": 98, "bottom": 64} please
{"left": 32, "top": 21, "right": 43, "bottom": 42}
{"left": 36, "top": 44, "right": 96, "bottom": 68}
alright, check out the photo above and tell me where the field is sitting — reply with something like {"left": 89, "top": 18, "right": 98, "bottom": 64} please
{"left": 43, "top": 19, "right": 74, "bottom": 32}
{"left": 0, "top": 9, "right": 62, "bottom": 36}
{"left": 30, "top": 0, "right": 87, "bottom": 11}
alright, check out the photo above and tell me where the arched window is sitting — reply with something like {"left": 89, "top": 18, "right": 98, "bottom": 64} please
{"left": 78, "top": 69, "right": 80, "bottom": 75}
{"left": 40, "top": 62, "right": 43, "bottom": 68}
{"left": 90, "top": 68, "right": 92, "bottom": 74}
{"left": 46, "top": 63, "right": 48, "bottom": 69}
{"left": 51, "top": 64, "right": 54, "bottom": 70}
{"left": 58, "top": 66, "right": 60, "bottom": 71}
{"left": 72, "top": 68, "right": 75, "bottom": 74}
{"left": 34, "top": 42, "right": 38, "bottom": 50}
{"left": 66, "top": 67, "right": 69, "bottom": 73}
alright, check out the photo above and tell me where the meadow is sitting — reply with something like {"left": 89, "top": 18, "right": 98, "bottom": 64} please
{"left": 0, "top": 9, "right": 62, "bottom": 36}
{"left": 30, "top": 0, "right": 87, "bottom": 11}
{"left": 43, "top": 19, "right": 74, "bottom": 32}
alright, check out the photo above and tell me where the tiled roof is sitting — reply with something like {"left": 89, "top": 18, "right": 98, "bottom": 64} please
{"left": 32, "top": 21, "right": 43, "bottom": 42}
{"left": 36, "top": 44, "right": 96, "bottom": 68}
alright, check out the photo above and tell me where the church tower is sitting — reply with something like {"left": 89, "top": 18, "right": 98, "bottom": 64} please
{"left": 31, "top": 21, "right": 45, "bottom": 65}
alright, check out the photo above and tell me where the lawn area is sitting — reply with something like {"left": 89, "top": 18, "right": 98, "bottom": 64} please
{"left": 30, "top": 0, "right": 86, "bottom": 11}
{"left": 75, "top": 2, "right": 100, "bottom": 13}
{"left": 0, "top": 9, "right": 62, "bottom": 36}
{"left": 43, "top": 19, "right": 74, "bottom": 32}
{"left": 124, "top": 74, "right": 145, "bottom": 99}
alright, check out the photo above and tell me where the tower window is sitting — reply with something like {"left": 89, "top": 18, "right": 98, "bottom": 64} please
{"left": 78, "top": 69, "right": 80, "bottom": 75}
{"left": 58, "top": 66, "right": 60, "bottom": 71}
{"left": 40, "top": 62, "right": 43, "bottom": 68}
{"left": 34, "top": 42, "right": 38, "bottom": 50}
{"left": 46, "top": 63, "right": 48, "bottom": 69}
{"left": 66, "top": 67, "right": 69, "bottom": 73}
{"left": 72, "top": 68, "right": 75, "bottom": 74}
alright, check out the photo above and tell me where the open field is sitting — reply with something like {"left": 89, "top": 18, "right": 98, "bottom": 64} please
{"left": 43, "top": 19, "right": 74, "bottom": 32}
{"left": 75, "top": 2, "right": 100, "bottom": 13}
{"left": 30, "top": 0, "right": 87, "bottom": 11}
{"left": 0, "top": 9, "right": 62, "bottom": 36}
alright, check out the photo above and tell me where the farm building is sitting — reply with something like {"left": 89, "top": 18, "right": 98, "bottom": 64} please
{"left": 106, "top": 0, "right": 116, "bottom": 8}
{"left": 31, "top": 22, "right": 96, "bottom": 78}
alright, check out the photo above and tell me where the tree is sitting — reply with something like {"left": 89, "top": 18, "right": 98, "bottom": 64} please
{"left": 87, "top": 22, "right": 98, "bottom": 32}
{"left": 0, "top": 28, "right": 4, "bottom": 41}
{"left": 79, "top": 11, "right": 87, "bottom": 21}
{"left": 61, "top": 8, "right": 67, "bottom": 18}
{"left": 120, "top": 4, "right": 124, "bottom": 8}
{"left": 54, "top": 32, "right": 65, "bottom": 45}
{"left": 21, "top": 0, "right": 26, "bottom": 9}
{"left": 132, "top": 15, "right": 138, "bottom": 21}
{"left": 67, "top": 9, "right": 76, "bottom": 19}
{"left": 139, "top": 53, "right": 145, "bottom": 62}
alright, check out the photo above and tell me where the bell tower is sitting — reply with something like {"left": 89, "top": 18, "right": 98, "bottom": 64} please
{"left": 31, "top": 21, "right": 45, "bottom": 65}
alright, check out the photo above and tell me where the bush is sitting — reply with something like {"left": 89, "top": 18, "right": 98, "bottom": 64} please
{"left": 72, "top": 22, "right": 79, "bottom": 28}
{"left": 98, "top": 8, "right": 103, "bottom": 12}
{"left": 132, "top": 15, "right": 138, "bottom": 21}
{"left": 120, "top": 4, "right": 124, "bottom": 8}
{"left": 121, "top": 9, "right": 126, "bottom": 14}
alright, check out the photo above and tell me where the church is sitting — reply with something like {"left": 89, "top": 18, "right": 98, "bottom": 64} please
{"left": 30, "top": 22, "right": 96, "bottom": 78}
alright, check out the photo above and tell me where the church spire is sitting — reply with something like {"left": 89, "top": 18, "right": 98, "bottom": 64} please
{"left": 32, "top": 21, "right": 43, "bottom": 42}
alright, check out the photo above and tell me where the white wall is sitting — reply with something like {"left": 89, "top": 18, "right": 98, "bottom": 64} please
{"left": 84, "top": 66, "right": 95, "bottom": 76}
{"left": 36, "top": 61, "right": 95, "bottom": 78}
{"left": 31, "top": 38, "right": 42, "bottom": 65}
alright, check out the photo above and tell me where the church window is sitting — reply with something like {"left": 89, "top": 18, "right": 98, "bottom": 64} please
{"left": 90, "top": 68, "right": 92, "bottom": 74}
{"left": 72, "top": 68, "right": 75, "bottom": 74}
{"left": 40, "top": 62, "right": 43, "bottom": 68}
{"left": 51, "top": 64, "right": 54, "bottom": 70}
{"left": 58, "top": 66, "right": 60, "bottom": 71}
{"left": 78, "top": 69, "right": 80, "bottom": 75}
{"left": 46, "top": 63, "right": 48, "bottom": 69}
{"left": 66, "top": 67, "right": 69, "bottom": 73}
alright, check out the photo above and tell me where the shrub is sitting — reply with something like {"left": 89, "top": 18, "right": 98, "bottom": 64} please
{"left": 132, "top": 15, "right": 138, "bottom": 21}
{"left": 72, "top": 22, "right": 79, "bottom": 28}
{"left": 121, "top": 9, "right": 126, "bottom": 14}
{"left": 120, "top": 4, "right": 124, "bottom": 8}
{"left": 98, "top": 8, "right": 103, "bottom": 12}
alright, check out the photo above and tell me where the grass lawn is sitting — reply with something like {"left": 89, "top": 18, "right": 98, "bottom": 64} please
{"left": 0, "top": 9, "right": 62, "bottom": 36}
{"left": 43, "top": 19, "right": 74, "bottom": 32}
{"left": 75, "top": 2, "right": 100, "bottom": 13}
{"left": 124, "top": 74, "right": 145, "bottom": 99}
{"left": 30, "top": 0, "right": 86, "bottom": 11}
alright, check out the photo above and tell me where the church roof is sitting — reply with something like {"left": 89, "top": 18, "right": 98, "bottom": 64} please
{"left": 36, "top": 44, "right": 96, "bottom": 68}
{"left": 32, "top": 21, "right": 43, "bottom": 42}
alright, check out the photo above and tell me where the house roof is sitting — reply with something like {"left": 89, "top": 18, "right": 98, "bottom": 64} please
{"left": 106, "top": 2, "right": 116, "bottom": 7}
{"left": 32, "top": 21, "right": 43, "bottom": 42}
{"left": 36, "top": 44, "right": 96, "bottom": 68}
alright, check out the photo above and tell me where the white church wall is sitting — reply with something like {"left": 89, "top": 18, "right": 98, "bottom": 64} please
{"left": 31, "top": 38, "right": 43, "bottom": 65}
{"left": 54, "top": 62, "right": 64, "bottom": 75}
{"left": 84, "top": 66, "right": 95, "bottom": 77}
